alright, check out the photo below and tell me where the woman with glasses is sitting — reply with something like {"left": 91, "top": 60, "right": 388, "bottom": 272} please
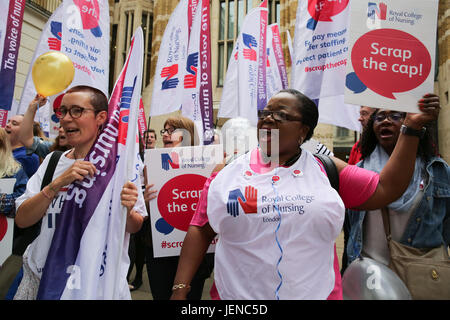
{"left": 346, "top": 108, "right": 449, "bottom": 279}
{"left": 13, "top": 86, "right": 146, "bottom": 299}
{"left": 170, "top": 89, "right": 441, "bottom": 300}
{"left": 142, "top": 115, "right": 214, "bottom": 300}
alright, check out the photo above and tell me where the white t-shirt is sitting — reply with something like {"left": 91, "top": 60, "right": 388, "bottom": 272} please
{"left": 207, "top": 149, "right": 345, "bottom": 299}
{"left": 16, "top": 150, "right": 147, "bottom": 299}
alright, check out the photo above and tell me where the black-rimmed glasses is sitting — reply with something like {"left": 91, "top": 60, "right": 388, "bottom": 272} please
{"left": 160, "top": 128, "right": 177, "bottom": 136}
{"left": 55, "top": 106, "right": 97, "bottom": 119}
{"left": 257, "top": 110, "right": 302, "bottom": 122}
{"left": 374, "top": 112, "right": 405, "bottom": 123}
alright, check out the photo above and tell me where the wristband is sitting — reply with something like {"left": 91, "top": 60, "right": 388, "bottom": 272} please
{"left": 41, "top": 186, "right": 55, "bottom": 200}
{"left": 172, "top": 283, "right": 191, "bottom": 291}
{"left": 400, "top": 124, "right": 426, "bottom": 138}
{"left": 48, "top": 182, "right": 59, "bottom": 193}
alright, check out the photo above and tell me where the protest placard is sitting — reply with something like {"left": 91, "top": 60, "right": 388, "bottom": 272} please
{"left": 145, "top": 145, "right": 222, "bottom": 257}
{"left": 345, "top": 0, "right": 438, "bottom": 112}
{"left": 0, "top": 178, "right": 16, "bottom": 265}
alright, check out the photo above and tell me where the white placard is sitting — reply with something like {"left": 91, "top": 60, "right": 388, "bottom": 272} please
{"left": 145, "top": 145, "right": 223, "bottom": 257}
{"left": 0, "top": 178, "right": 16, "bottom": 266}
{"left": 344, "top": 0, "right": 438, "bottom": 112}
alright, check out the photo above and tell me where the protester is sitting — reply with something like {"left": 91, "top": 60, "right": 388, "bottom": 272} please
{"left": 143, "top": 115, "right": 214, "bottom": 300}
{"left": 19, "top": 95, "right": 71, "bottom": 159}
{"left": 348, "top": 106, "right": 376, "bottom": 165}
{"left": 127, "top": 135, "right": 149, "bottom": 292}
{"left": 0, "top": 128, "right": 29, "bottom": 299}
{"left": 0, "top": 128, "right": 28, "bottom": 218}
{"left": 170, "top": 89, "right": 440, "bottom": 300}
{"left": 346, "top": 107, "right": 449, "bottom": 266}
{"left": 341, "top": 105, "right": 376, "bottom": 274}
{"left": 143, "top": 129, "right": 157, "bottom": 149}
{"left": 13, "top": 86, "right": 146, "bottom": 299}
{"left": 5, "top": 115, "right": 39, "bottom": 178}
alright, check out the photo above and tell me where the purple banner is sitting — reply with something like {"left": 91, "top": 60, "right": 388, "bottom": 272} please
{"left": 37, "top": 45, "right": 137, "bottom": 299}
{"left": 256, "top": 2, "right": 268, "bottom": 110}
{"left": 271, "top": 24, "right": 288, "bottom": 89}
{"left": 199, "top": 0, "right": 214, "bottom": 145}
{"left": 0, "top": 0, "right": 25, "bottom": 123}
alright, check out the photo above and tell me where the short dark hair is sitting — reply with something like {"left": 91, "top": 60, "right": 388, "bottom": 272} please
{"left": 66, "top": 86, "right": 108, "bottom": 113}
{"left": 278, "top": 89, "right": 318, "bottom": 142}
{"left": 146, "top": 129, "right": 156, "bottom": 139}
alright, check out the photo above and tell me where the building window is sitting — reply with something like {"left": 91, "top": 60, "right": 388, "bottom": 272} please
{"left": 217, "top": 0, "right": 280, "bottom": 87}
{"left": 142, "top": 11, "right": 153, "bottom": 87}
{"left": 217, "top": 0, "right": 253, "bottom": 87}
{"left": 268, "top": 0, "right": 280, "bottom": 24}
{"left": 109, "top": 24, "right": 118, "bottom": 93}
{"left": 123, "top": 10, "right": 134, "bottom": 65}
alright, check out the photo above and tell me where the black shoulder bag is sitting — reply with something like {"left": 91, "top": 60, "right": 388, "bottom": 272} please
{"left": 314, "top": 153, "right": 339, "bottom": 192}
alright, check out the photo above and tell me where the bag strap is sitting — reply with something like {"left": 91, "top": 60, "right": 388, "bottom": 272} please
{"left": 381, "top": 207, "right": 392, "bottom": 241}
{"left": 12, "top": 151, "right": 63, "bottom": 256}
{"left": 314, "top": 153, "right": 339, "bottom": 192}
{"left": 40, "top": 151, "right": 63, "bottom": 190}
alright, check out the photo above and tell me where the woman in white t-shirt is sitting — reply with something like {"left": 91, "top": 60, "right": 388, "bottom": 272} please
{"left": 14, "top": 86, "right": 146, "bottom": 299}
{"left": 170, "top": 89, "right": 440, "bottom": 300}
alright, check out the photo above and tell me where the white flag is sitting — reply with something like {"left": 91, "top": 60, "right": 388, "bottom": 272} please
{"left": 17, "top": 4, "right": 64, "bottom": 136}
{"left": 237, "top": 2, "right": 268, "bottom": 125}
{"left": 37, "top": 28, "right": 144, "bottom": 300}
{"left": 266, "top": 23, "right": 288, "bottom": 100}
{"left": 181, "top": 0, "right": 214, "bottom": 144}
{"left": 291, "top": 0, "right": 359, "bottom": 131}
{"left": 150, "top": 0, "right": 189, "bottom": 116}
{"left": 62, "top": 0, "right": 110, "bottom": 97}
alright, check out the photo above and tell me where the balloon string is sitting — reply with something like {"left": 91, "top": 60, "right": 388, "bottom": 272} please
{"left": 271, "top": 175, "right": 283, "bottom": 300}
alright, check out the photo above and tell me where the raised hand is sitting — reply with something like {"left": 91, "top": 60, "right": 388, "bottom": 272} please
{"left": 30, "top": 94, "right": 48, "bottom": 109}
{"left": 405, "top": 93, "right": 440, "bottom": 129}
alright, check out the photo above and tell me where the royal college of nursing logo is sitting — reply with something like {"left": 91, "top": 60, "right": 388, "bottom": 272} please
{"left": 306, "top": 0, "right": 349, "bottom": 31}
{"left": 73, "top": 0, "right": 103, "bottom": 37}
{"left": 161, "top": 152, "right": 180, "bottom": 171}
{"left": 48, "top": 21, "right": 62, "bottom": 51}
{"left": 184, "top": 52, "right": 198, "bottom": 89}
{"left": 160, "top": 63, "right": 180, "bottom": 90}
{"left": 242, "top": 33, "right": 258, "bottom": 61}
{"left": 367, "top": 2, "right": 387, "bottom": 21}
{"left": 226, "top": 185, "right": 258, "bottom": 217}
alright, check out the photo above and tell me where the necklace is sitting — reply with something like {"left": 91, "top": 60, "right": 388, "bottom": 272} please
{"left": 283, "top": 150, "right": 302, "bottom": 167}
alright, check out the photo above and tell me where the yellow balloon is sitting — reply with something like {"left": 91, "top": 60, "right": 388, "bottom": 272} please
{"left": 32, "top": 51, "right": 75, "bottom": 97}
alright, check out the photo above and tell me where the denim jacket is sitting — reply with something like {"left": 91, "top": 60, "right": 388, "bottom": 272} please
{"left": 346, "top": 156, "right": 450, "bottom": 264}
{"left": 0, "top": 167, "right": 28, "bottom": 218}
